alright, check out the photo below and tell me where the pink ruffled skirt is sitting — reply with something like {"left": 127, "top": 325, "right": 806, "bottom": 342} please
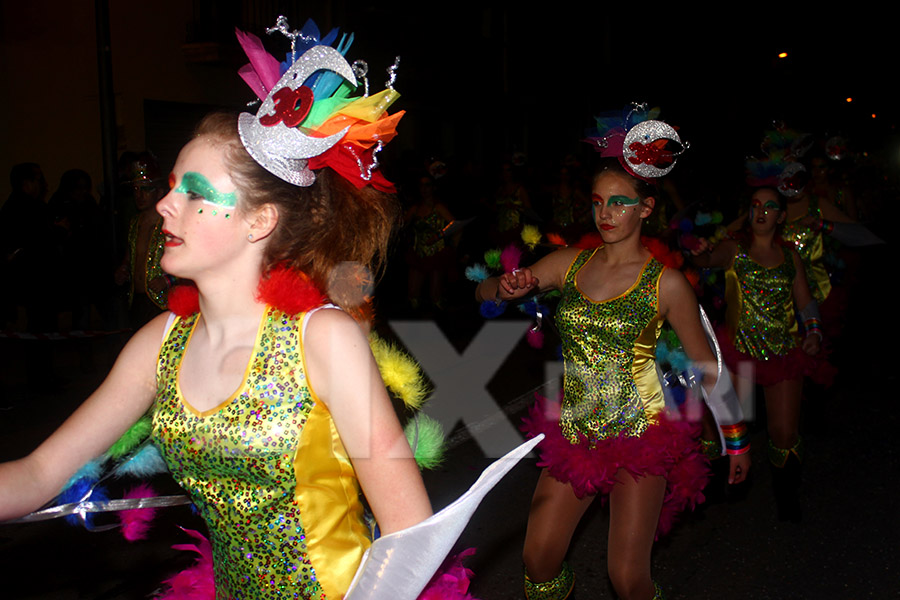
{"left": 717, "top": 327, "right": 835, "bottom": 387}
{"left": 520, "top": 395, "right": 709, "bottom": 538}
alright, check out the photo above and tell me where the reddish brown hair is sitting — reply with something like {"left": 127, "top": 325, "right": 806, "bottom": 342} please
{"left": 192, "top": 112, "right": 398, "bottom": 295}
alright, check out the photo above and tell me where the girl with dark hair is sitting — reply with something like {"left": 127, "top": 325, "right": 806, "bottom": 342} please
{"left": 693, "top": 186, "right": 822, "bottom": 522}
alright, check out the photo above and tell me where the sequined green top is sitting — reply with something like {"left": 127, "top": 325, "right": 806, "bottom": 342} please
{"left": 127, "top": 215, "right": 168, "bottom": 309}
{"left": 152, "top": 307, "right": 370, "bottom": 600}
{"left": 412, "top": 208, "right": 447, "bottom": 257}
{"left": 556, "top": 249, "right": 666, "bottom": 444}
{"left": 782, "top": 195, "right": 830, "bottom": 303}
{"left": 725, "top": 244, "right": 799, "bottom": 360}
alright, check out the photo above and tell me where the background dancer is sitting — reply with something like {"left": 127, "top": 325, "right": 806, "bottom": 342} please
{"left": 477, "top": 120, "right": 750, "bottom": 598}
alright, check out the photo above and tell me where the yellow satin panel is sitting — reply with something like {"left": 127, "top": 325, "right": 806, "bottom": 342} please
{"left": 632, "top": 312, "right": 666, "bottom": 418}
{"left": 782, "top": 195, "right": 831, "bottom": 303}
{"left": 293, "top": 392, "right": 370, "bottom": 600}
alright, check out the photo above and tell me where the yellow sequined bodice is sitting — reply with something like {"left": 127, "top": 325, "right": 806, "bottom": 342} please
{"left": 556, "top": 249, "right": 666, "bottom": 444}
{"left": 725, "top": 244, "right": 799, "bottom": 360}
{"left": 151, "top": 307, "right": 370, "bottom": 600}
{"left": 782, "top": 195, "right": 830, "bottom": 303}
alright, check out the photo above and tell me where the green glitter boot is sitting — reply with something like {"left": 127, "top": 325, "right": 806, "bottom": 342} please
{"left": 524, "top": 562, "right": 574, "bottom": 600}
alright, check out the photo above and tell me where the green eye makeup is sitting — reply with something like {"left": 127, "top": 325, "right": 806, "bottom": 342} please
{"left": 607, "top": 195, "right": 640, "bottom": 207}
{"left": 175, "top": 172, "right": 237, "bottom": 209}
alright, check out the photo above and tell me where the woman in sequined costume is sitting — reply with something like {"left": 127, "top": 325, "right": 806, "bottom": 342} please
{"left": 0, "top": 113, "right": 433, "bottom": 599}
{"left": 476, "top": 161, "right": 750, "bottom": 600}
{"left": 693, "top": 187, "right": 821, "bottom": 521}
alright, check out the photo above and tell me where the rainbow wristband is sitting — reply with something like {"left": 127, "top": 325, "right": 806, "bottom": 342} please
{"left": 804, "top": 317, "right": 822, "bottom": 339}
{"left": 721, "top": 422, "right": 750, "bottom": 455}
{"left": 818, "top": 219, "right": 834, "bottom": 234}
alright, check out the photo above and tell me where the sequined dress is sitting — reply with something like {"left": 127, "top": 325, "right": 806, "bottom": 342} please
{"left": 152, "top": 306, "right": 370, "bottom": 600}
{"left": 720, "top": 242, "right": 821, "bottom": 386}
{"left": 521, "top": 249, "right": 708, "bottom": 537}
{"left": 782, "top": 196, "right": 830, "bottom": 303}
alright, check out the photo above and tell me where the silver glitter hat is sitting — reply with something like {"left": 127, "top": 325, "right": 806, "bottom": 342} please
{"left": 586, "top": 103, "right": 688, "bottom": 180}
{"left": 235, "top": 17, "right": 403, "bottom": 191}
{"left": 238, "top": 44, "right": 357, "bottom": 187}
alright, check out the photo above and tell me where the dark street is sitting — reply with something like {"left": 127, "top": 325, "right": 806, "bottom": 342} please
{"left": 1, "top": 241, "right": 896, "bottom": 599}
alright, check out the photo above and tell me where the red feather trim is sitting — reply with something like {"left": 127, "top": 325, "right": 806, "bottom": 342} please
{"left": 573, "top": 232, "right": 604, "bottom": 249}
{"left": 167, "top": 283, "right": 200, "bottom": 317}
{"left": 546, "top": 232, "right": 567, "bottom": 247}
{"left": 256, "top": 264, "right": 326, "bottom": 314}
{"left": 641, "top": 236, "right": 684, "bottom": 269}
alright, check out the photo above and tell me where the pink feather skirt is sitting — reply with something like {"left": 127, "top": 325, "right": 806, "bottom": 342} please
{"left": 521, "top": 394, "right": 710, "bottom": 538}
{"left": 717, "top": 327, "right": 836, "bottom": 387}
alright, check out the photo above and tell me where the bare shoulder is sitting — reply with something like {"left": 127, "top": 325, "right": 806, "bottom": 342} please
{"left": 532, "top": 247, "right": 583, "bottom": 290}
{"left": 659, "top": 266, "right": 695, "bottom": 300}
{"left": 303, "top": 307, "right": 367, "bottom": 349}
{"left": 302, "top": 308, "right": 373, "bottom": 407}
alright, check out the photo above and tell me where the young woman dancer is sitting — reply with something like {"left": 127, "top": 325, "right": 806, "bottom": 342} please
{"left": 477, "top": 157, "right": 750, "bottom": 600}
{"left": 693, "top": 187, "right": 822, "bottom": 521}
{"left": 0, "top": 18, "right": 437, "bottom": 596}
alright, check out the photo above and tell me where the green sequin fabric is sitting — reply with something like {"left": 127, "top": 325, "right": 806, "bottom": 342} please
{"left": 524, "top": 562, "right": 574, "bottom": 600}
{"left": 556, "top": 249, "right": 665, "bottom": 444}
{"left": 726, "top": 244, "right": 798, "bottom": 361}
{"left": 782, "top": 195, "right": 830, "bottom": 303}
{"left": 152, "top": 308, "right": 328, "bottom": 599}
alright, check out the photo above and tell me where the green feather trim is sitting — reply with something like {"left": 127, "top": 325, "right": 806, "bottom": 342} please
{"left": 106, "top": 416, "right": 152, "bottom": 459}
{"left": 484, "top": 248, "right": 502, "bottom": 270}
{"left": 404, "top": 414, "right": 446, "bottom": 470}
{"left": 369, "top": 333, "right": 430, "bottom": 410}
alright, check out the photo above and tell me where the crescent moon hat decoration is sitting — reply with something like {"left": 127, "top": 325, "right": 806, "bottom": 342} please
{"left": 236, "top": 16, "right": 403, "bottom": 192}
{"left": 584, "top": 103, "right": 688, "bottom": 180}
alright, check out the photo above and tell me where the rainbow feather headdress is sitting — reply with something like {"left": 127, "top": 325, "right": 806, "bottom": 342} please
{"left": 744, "top": 122, "right": 812, "bottom": 197}
{"left": 584, "top": 103, "right": 687, "bottom": 180}
{"left": 237, "top": 16, "right": 402, "bottom": 192}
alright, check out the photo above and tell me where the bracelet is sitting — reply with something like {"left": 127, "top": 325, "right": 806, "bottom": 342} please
{"left": 804, "top": 316, "right": 822, "bottom": 339}
{"left": 817, "top": 218, "right": 834, "bottom": 234}
{"left": 721, "top": 422, "right": 750, "bottom": 455}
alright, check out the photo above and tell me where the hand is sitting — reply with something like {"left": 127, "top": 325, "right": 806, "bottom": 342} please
{"left": 728, "top": 453, "right": 750, "bottom": 485}
{"left": 802, "top": 333, "right": 821, "bottom": 356}
{"left": 496, "top": 268, "right": 539, "bottom": 300}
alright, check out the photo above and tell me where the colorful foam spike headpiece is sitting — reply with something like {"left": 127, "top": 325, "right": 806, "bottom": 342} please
{"left": 584, "top": 103, "right": 687, "bottom": 180}
{"left": 236, "top": 16, "right": 403, "bottom": 192}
